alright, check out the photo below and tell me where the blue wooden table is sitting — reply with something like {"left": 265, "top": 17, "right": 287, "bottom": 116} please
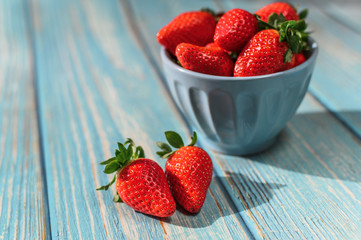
{"left": 1, "top": 0, "right": 361, "bottom": 239}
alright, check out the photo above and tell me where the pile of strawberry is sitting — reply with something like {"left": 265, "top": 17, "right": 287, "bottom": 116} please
{"left": 157, "top": 2, "right": 310, "bottom": 77}
{"left": 97, "top": 131, "right": 213, "bottom": 217}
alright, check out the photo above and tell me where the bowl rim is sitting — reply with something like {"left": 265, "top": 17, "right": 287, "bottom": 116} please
{"left": 161, "top": 37, "right": 318, "bottom": 81}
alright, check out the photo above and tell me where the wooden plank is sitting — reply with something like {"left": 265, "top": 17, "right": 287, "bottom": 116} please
{"left": 310, "top": 0, "right": 361, "bottom": 34}
{"left": 29, "top": 0, "right": 252, "bottom": 239}
{"left": 212, "top": 94, "right": 361, "bottom": 239}
{"left": 0, "top": 0, "right": 50, "bottom": 239}
{"left": 286, "top": 2, "right": 361, "bottom": 142}
{"left": 29, "top": 0, "right": 361, "bottom": 238}
{"left": 128, "top": 0, "right": 361, "bottom": 238}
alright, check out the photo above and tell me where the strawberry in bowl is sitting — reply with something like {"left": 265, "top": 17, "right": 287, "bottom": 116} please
{"left": 157, "top": 3, "right": 318, "bottom": 155}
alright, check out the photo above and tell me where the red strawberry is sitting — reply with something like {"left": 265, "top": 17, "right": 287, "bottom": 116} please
{"left": 287, "top": 53, "right": 306, "bottom": 69}
{"left": 157, "top": 131, "right": 213, "bottom": 213}
{"left": 235, "top": 14, "right": 310, "bottom": 77}
{"left": 234, "top": 29, "right": 292, "bottom": 76}
{"left": 294, "top": 53, "right": 306, "bottom": 66}
{"left": 214, "top": 9, "right": 258, "bottom": 52}
{"left": 157, "top": 11, "right": 216, "bottom": 55}
{"left": 205, "top": 42, "right": 224, "bottom": 51}
{"left": 176, "top": 43, "right": 234, "bottom": 76}
{"left": 97, "top": 139, "right": 176, "bottom": 217}
{"left": 255, "top": 2, "right": 299, "bottom": 22}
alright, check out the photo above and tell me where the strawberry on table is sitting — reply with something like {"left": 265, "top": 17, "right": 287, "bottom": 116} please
{"left": 157, "top": 131, "right": 213, "bottom": 213}
{"left": 157, "top": 11, "right": 216, "bottom": 55}
{"left": 255, "top": 2, "right": 300, "bottom": 22}
{"left": 176, "top": 43, "right": 234, "bottom": 76}
{"left": 214, "top": 8, "right": 258, "bottom": 52}
{"left": 97, "top": 139, "right": 176, "bottom": 218}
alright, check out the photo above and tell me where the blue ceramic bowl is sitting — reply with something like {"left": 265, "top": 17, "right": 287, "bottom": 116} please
{"left": 160, "top": 38, "right": 318, "bottom": 155}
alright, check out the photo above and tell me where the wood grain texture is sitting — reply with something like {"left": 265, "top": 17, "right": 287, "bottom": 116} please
{"left": 0, "top": 0, "right": 50, "bottom": 239}
{"left": 17, "top": 0, "right": 361, "bottom": 239}
{"left": 309, "top": 0, "right": 361, "bottom": 35}
{"left": 299, "top": 1, "right": 361, "bottom": 142}
{"left": 29, "top": 0, "right": 251, "bottom": 239}
{"left": 129, "top": 0, "right": 361, "bottom": 238}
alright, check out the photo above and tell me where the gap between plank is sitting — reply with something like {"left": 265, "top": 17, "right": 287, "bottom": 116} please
{"left": 23, "top": 0, "right": 53, "bottom": 238}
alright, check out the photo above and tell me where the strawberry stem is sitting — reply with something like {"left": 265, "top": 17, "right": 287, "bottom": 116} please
{"left": 156, "top": 131, "right": 198, "bottom": 159}
{"left": 200, "top": 8, "right": 216, "bottom": 16}
{"left": 256, "top": 12, "right": 310, "bottom": 62}
{"left": 96, "top": 138, "right": 145, "bottom": 202}
{"left": 188, "top": 131, "right": 197, "bottom": 146}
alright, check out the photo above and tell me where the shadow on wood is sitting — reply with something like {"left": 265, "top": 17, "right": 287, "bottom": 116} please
{"left": 248, "top": 111, "right": 361, "bottom": 182}
{"left": 160, "top": 174, "right": 285, "bottom": 228}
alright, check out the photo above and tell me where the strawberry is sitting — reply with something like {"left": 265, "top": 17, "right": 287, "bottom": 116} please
{"left": 205, "top": 42, "right": 224, "bottom": 51}
{"left": 157, "top": 131, "right": 213, "bottom": 213}
{"left": 234, "top": 29, "right": 291, "bottom": 76}
{"left": 287, "top": 53, "right": 306, "bottom": 70}
{"left": 176, "top": 43, "right": 234, "bottom": 76}
{"left": 214, "top": 8, "right": 258, "bottom": 52}
{"left": 235, "top": 15, "right": 310, "bottom": 76}
{"left": 205, "top": 42, "right": 239, "bottom": 62}
{"left": 157, "top": 11, "right": 216, "bottom": 55}
{"left": 97, "top": 139, "right": 176, "bottom": 217}
{"left": 294, "top": 53, "right": 306, "bottom": 66}
{"left": 255, "top": 2, "right": 299, "bottom": 22}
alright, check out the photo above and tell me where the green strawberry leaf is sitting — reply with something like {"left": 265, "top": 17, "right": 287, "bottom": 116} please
{"left": 156, "top": 150, "right": 175, "bottom": 159}
{"left": 301, "top": 31, "right": 310, "bottom": 40}
{"left": 294, "top": 20, "right": 307, "bottom": 31}
{"left": 156, "top": 150, "right": 168, "bottom": 157}
{"left": 255, "top": 14, "right": 275, "bottom": 31}
{"left": 115, "top": 149, "right": 120, "bottom": 156}
{"left": 163, "top": 152, "right": 174, "bottom": 159}
{"left": 126, "top": 144, "right": 133, "bottom": 160}
{"left": 268, "top": 13, "right": 286, "bottom": 28}
{"left": 104, "top": 160, "right": 121, "bottom": 174}
{"left": 98, "top": 138, "right": 146, "bottom": 194}
{"left": 188, "top": 131, "right": 197, "bottom": 146}
{"left": 99, "top": 157, "right": 116, "bottom": 165}
{"left": 165, "top": 131, "right": 184, "bottom": 148}
{"left": 289, "top": 35, "right": 301, "bottom": 53}
{"left": 135, "top": 146, "right": 145, "bottom": 159}
{"left": 96, "top": 174, "right": 116, "bottom": 191}
{"left": 302, "top": 41, "right": 310, "bottom": 51}
{"left": 157, "top": 130, "right": 200, "bottom": 158}
{"left": 156, "top": 150, "right": 176, "bottom": 159}
{"left": 298, "top": 9, "right": 308, "bottom": 20}
{"left": 276, "top": 16, "right": 310, "bottom": 59}
{"left": 124, "top": 138, "right": 134, "bottom": 146}
{"left": 117, "top": 142, "right": 128, "bottom": 164}
{"left": 200, "top": 7, "right": 216, "bottom": 16}
{"left": 113, "top": 192, "right": 123, "bottom": 202}
{"left": 279, "top": 28, "right": 287, "bottom": 42}
{"left": 156, "top": 142, "right": 172, "bottom": 152}
{"left": 284, "top": 49, "right": 293, "bottom": 63}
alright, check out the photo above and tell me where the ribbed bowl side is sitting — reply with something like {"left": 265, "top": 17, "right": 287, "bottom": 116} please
{"left": 160, "top": 39, "right": 318, "bottom": 155}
